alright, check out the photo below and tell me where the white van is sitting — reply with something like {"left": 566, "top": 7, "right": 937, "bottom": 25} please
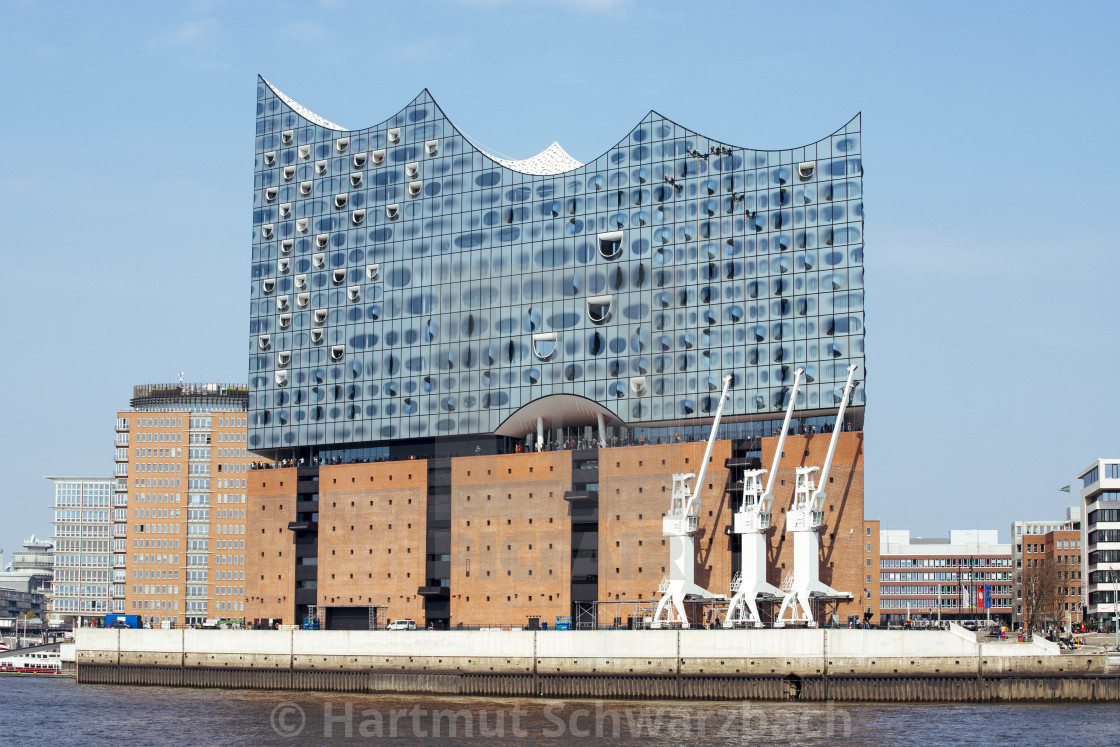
{"left": 387, "top": 619, "right": 416, "bottom": 630}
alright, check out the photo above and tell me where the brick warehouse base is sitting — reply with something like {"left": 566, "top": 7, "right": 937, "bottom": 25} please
{"left": 246, "top": 434, "right": 870, "bottom": 628}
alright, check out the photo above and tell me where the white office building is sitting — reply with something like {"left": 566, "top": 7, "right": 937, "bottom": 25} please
{"left": 1080, "top": 459, "right": 1120, "bottom": 630}
{"left": 878, "top": 529, "right": 1013, "bottom": 625}
{"left": 47, "top": 476, "right": 112, "bottom": 626}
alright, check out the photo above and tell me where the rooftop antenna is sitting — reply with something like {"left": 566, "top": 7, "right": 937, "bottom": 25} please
{"left": 178, "top": 372, "right": 185, "bottom": 385}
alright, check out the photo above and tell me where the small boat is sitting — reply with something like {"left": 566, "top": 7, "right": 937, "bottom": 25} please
{"left": 0, "top": 651, "right": 62, "bottom": 674}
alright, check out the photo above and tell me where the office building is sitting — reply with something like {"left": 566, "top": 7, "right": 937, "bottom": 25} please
{"left": 1020, "top": 527, "right": 1082, "bottom": 633}
{"left": 246, "top": 79, "right": 867, "bottom": 628}
{"left": 1079, "top": 459, "right": 1120, "bottom": 631}
{"left": 115, "top": 383, "right": 257, "bottom": 627}
{"left": 1, "top": 589, "right": 46, "bottom": 623}
{"left": 48, "top": 477, "right": 112, "bottom": 625}
{"left": 1010, "top": 506, "right": 1080, "bottom": 629}
{"left": 878, "top": 530, "right": 1012, "bottom": 626}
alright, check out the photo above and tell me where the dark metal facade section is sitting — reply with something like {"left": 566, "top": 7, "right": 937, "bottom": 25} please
{"left": 423, "top": 458, "right": 451, "bottom": 628}
{"left": 290, "top": 466, "right": 320, "bottom": 622}
{"left": 569, "top": 449, "right": 600, "bottom": 627}
{"left": 724, "top": 437, "right": 765, "bottom": 572}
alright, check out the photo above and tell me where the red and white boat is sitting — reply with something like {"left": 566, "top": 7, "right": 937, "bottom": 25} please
{"left": 0, "top": 651, "right": 62, "bottom": 674}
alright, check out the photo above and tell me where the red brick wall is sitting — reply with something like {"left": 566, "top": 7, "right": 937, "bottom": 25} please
{"left": 245, "top": 468, "right": 297, "bottom": 624}
{"left": 450, "top": 452, "right": 572, "bottom": 626}
{"left": 317, "top": 463, "right": 428, "bottom": 624}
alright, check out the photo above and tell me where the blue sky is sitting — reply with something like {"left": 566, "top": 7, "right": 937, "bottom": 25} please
{"left": 1, "top": 0, "right": 1117, "bottom": 560}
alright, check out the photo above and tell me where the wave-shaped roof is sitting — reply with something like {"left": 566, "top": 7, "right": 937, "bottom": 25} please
{"left": 262, "top": 77, "right": 586, "bottom": 175}
{"left": 483, "top": 141, "right": 584, "bottom": 175}
{"left": 259, "top": 77, "right": 860, "bottom": 180}
{"left": 263, "top": 78, "right": 346, "bottom": 131}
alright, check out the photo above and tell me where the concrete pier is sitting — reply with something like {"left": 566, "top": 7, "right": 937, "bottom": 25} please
{"left": 75, "top": 627, "right": 1120, "bottom": 702}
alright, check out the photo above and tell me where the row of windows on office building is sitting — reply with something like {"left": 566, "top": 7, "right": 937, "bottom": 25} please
{"left": 1020, "top": 540, "right": 1082, "bottom": 552}
{"left": 880, "top": 598, "right": 1010, "bottom": 609}
{"left": 53, "top": 599, "right": 108, "bottom": 612}
{"left": 880, "top": 557, "right": 1012, "bottom": 569}
{"left": 127, "top": 478, "right": 248, "bottom": 491}
{"left": 1016, "top": 523, "right": 1073, "bottom": 535}
{"left": 880, "top": 571, "right": 1012, "bottom": 582}
{"left": 1088, "top": 507, "right": 1120, "bottom": 525}
{"left": 53, "top": 554, "right": 108, "bottom": 566}
{"left": 134, "top": 585, "right": 245, "bottom": 599}
{"left": 52, "top": 584, "right": 109, "bottom": 597}
{"left": 880, "top": 585, "right": 1012, "bottom": 596}
{"left": 126, "top": 416, "right": 248, "bottom": 428}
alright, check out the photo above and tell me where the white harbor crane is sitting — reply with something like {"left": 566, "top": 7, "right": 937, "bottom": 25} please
{"left": 723, "top": 368, "right": 805, "bottom": 628}
{"left": 775, "top": 364, "right": 859, "bottom": 627}
{"left": 651, "top": 374, "right": 733, "bottom": 629}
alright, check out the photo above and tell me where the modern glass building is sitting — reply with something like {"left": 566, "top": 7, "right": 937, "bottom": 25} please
{"left": 1079, "top": 459, "right": 1120, "bottom": 631}
{"left": 248, "top": 79, "right": 865, "bottom": 459}
{"left": 48, "top": 477, "right": 112, "bottom": 625}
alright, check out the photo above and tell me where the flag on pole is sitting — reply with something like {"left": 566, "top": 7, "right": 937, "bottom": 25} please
{"left": 1059, "top": 485, "right": 1070, "bottom": 493}
{"left": 983, "top": 584, "right": 992, "bottom": 610}
{"left": 976, "top": 584, "right": 985, "bottom": 609}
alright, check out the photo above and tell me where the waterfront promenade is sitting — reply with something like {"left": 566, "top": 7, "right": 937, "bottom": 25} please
{"left": 75, "top": 625, "right": 1120, "bottom": 702}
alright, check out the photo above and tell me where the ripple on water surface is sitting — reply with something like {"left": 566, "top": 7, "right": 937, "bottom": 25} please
{"left": 7, "top": 678, "right": 1120, "bottom": 746}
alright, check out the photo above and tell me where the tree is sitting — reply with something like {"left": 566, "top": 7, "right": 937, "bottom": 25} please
{"left": 1022, "top": 558, "right": 1062, "bottom": 633}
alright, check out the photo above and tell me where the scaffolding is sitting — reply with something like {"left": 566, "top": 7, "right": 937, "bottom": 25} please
{"left": 312, "top": 604, "right": 388, "bottom": 630}
{"left": 590, "top": 599, "right": 658, "bottom": 629}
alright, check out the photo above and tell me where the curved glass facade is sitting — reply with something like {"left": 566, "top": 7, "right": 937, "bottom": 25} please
{"left": 248, "top": 79, "right": 864, "bottom": 453}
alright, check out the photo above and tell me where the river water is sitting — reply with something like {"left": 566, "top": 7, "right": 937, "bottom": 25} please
{"left": 6, "top": 676, "right": 1120, "bottom": 745}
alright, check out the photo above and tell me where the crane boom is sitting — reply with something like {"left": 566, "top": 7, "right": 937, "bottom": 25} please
{"left": 652, "top": 373, "right": 733, "bottom": 628}
{"left": 685, "top": 374, "right": 733, "bottom": 514}
{"left": 760, "top": 369, "right": 804, "bottom": 505}
{"left": 809, "top": 364, "right": 858, "bottom": 508}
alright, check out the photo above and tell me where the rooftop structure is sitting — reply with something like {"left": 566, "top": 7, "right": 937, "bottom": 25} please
{"left": 0, "top": 536, "right": 53, "bottom": 596}
{"left": 129, "top": 383, "right": 248, "bottom": 412}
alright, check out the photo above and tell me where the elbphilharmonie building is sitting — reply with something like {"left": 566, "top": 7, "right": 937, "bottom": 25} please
{"left": 245, "top": 79, "right": 869, "bottom": 630}
{"left": 248, "top": 78, "right": 864, "bottom": 458}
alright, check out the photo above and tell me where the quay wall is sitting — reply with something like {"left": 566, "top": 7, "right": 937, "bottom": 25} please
{"left": 75, "top": 627, "right": 1120, "bottom": 702}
